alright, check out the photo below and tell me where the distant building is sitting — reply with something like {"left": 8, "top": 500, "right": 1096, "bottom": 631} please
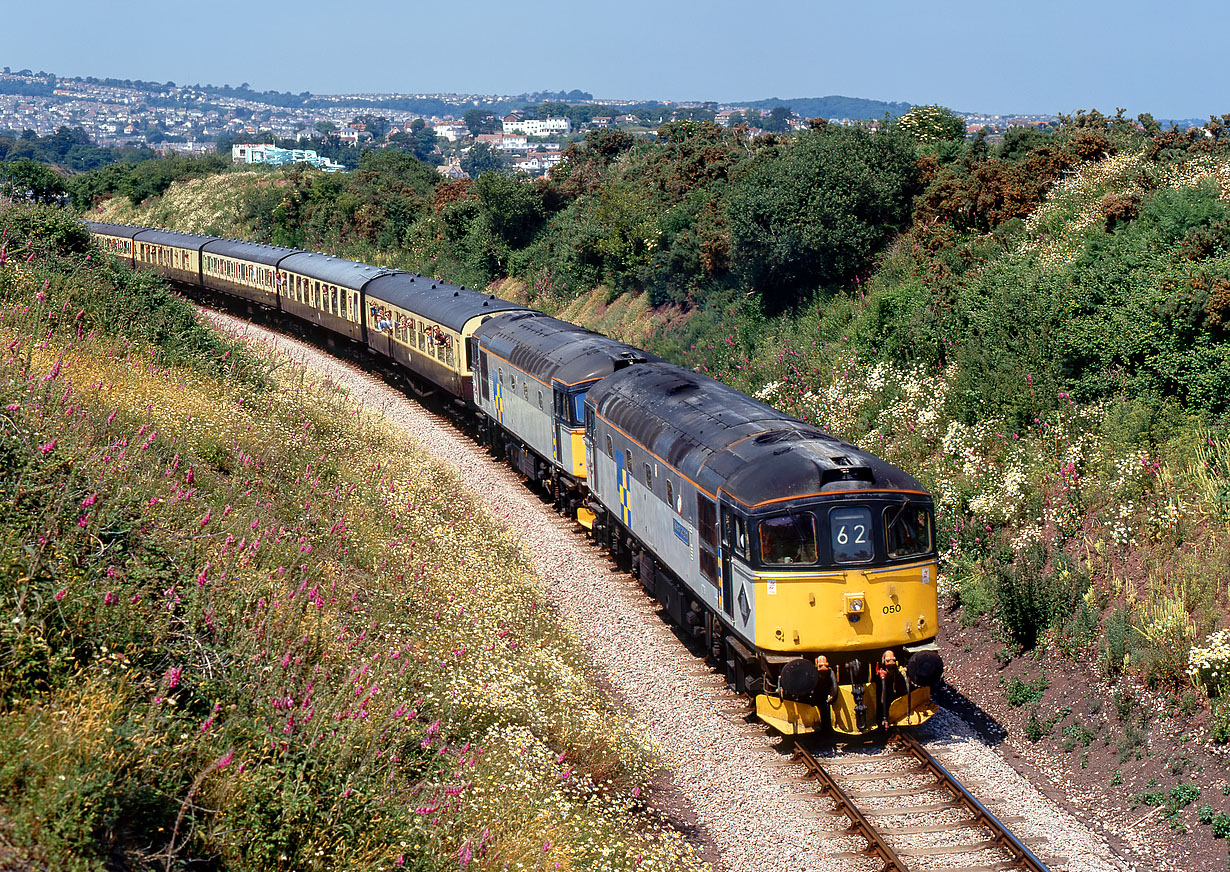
{"left": 432, "top": 122, "right": 469, "bottom": 142}
{"left": 154, "top": 142, "right": 217, "bottom": 157}
{"left": 501, "top": 113, "right": 572, "bottom": 137}
{"left": 232, "top": 144, "right": 345, "bottom": 172}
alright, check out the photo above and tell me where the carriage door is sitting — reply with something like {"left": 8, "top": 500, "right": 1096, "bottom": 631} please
{"left": 476, "top": 347, "right": 490, "bottom": 404}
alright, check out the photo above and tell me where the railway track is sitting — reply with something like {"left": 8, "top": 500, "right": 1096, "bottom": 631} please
{"left": 793, "top": 732, "right": 1054, "bottom": 872}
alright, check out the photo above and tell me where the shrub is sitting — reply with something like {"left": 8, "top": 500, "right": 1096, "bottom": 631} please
{"left": 1005, "top": 675, "right": 1049, "bottom": 707}
{"left": 1189, "top": 629, "right": 1230, "bottom": 697}
{"left": 989, "top": 545, "right": 1084, "bottom": 650}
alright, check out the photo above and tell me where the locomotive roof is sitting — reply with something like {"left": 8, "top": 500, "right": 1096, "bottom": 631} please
{"left": 474, "top": 311, "right": 663, "bottom": 387}
{"left": 364, "top": 273, "right": 526, "bottom": 332}
{"left": 277, "top": 251, "right": 397, "bottom": 289}
{"left": 87, "top": 221, "right": 144, "bottom": 239}
{"left": 203, "top": 238, "right": 300, "bottom": 266}
{"left": 587, "top": 362, "right": 927, "bottom": 509}
{"left": 133, "top": 228, "right": 219, "bottom": 248}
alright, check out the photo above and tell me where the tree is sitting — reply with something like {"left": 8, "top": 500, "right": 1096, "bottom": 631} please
{"left": 726, "top": 125, "right": 918, "bottom": 310}
{"left": 461, "top": 142, "right": 503, "bottom": 178}
{"left": 898, "top": 105, "right": 966, "bottom": 147}
{"left": 762, "top": 106, "right": 792, "bottom": 133}
{"left": 475, "top": 172, "right": 543, "bottom": 248}
{"left": 406, "top": 118, "right": 441, "bottom": 165}
{"left": 354, "top": 114, "right": 391, "bottom": 138}
{"left": 0, "top": 160, "right": 65, "bottom": 203}
{"left": 314, "top": 120, "right": 338, "bottom": 136}
{"left": 464, "top": 109, "right": 499, "bottom": 135}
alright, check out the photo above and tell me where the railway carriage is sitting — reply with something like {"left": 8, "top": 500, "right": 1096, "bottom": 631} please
{"left": 363, "top": 274, "right": 525, "bottom": 401}
{"left": 201, "top": 239, "right": 299, "bottom": 311}
{"left": 472, "top": 311, "right": 661, "bottom": 512}
{"left": 130, "top": 228, "right": 214, "bottom": 285}
{"left": 89, "top": 222, "right": 140, "bottom": 265}
{"left": 276, "top": 252, "right": 393, "bottom": 343}
{"left": 584, "top": 362, "right": 942, "bottom": 735}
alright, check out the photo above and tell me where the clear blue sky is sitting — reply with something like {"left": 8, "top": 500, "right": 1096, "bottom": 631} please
{"left": 3, "top": 0, "right": 1224, "bottom": 118}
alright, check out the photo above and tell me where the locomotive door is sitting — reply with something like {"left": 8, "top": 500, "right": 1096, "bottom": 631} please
{"left": 552, "top": 387, "right": 565, "bottom": 467}
{"left": 719, "top": 505, "right": 735, "bottom": 617}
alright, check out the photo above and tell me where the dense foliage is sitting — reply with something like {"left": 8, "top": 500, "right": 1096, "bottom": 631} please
{"left": 0, "top": 126, "right": 157, "bottom": 172}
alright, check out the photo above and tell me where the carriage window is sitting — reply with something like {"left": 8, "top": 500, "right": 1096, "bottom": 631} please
{"left": 830, "top": 507, "right": 874, "bottom": 563}
{"left": 885, "top": 506, "right": 932, "bottom": 559}
{"left": 761, "top": 513, "right": 818, "bottom": 566}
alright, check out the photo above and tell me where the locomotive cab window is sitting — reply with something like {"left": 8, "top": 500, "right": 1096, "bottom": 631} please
{"left": 885, "top": 505, "right": 933, "bottom": 559}
{"left": 760, "top": 513, "right": 817, "bottom": 566}
{"left": 830, "top": 506, "right": 874, "bottom": 563}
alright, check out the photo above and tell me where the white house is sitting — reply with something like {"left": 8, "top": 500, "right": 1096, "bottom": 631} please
{"left": 433, "top": 122, "right": 469, "bottom": 142}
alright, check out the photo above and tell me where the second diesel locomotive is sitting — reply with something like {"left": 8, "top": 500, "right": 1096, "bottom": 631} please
{"left": 88, "top": 220, "right": 944, "bottom": 735}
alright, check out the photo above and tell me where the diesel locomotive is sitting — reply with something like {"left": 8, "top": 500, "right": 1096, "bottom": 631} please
{"left": 89, "top": 220, "right": 944, "bottom": 735}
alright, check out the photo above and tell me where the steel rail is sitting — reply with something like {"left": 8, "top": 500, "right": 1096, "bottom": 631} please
{"left": 793, "top": 742, "right": 909, "bottom": 872}
{"left": 896, "top": 732, "right": 1051, "bottom": 872}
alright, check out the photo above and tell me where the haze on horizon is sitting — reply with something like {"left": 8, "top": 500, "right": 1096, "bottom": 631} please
{"left": 4, "top": 0, "right": 1224, "bottom": 119}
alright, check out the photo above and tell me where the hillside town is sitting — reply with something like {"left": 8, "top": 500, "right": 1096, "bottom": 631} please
{"left": 0, "top": 68, "right": 1064, "bottom": 178}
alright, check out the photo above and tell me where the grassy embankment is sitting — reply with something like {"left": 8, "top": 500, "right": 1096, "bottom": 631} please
{"left": 0, "top": 201, "right": 707, "bottom": 872}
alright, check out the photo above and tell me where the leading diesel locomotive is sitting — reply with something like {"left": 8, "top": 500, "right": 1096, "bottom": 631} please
{"left": 89, "top": 220, "right": 944, "bottom": 735}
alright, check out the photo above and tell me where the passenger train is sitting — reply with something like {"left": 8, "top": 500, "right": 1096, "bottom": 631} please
{"left": 89, "top": 221, "right": 944, "bottom": 736}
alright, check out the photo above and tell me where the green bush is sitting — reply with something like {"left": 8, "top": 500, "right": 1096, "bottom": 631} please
{"left": 1005, "top": 675, "right": 1049, "bottom": 707}
{"left": 989, "top": 545, "right": 1085, "bottom": 650}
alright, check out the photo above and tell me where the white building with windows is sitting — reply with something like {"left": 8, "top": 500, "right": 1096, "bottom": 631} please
{"left": 502, "top": 114, "right": 572, "bottom": 137}
{"left": 232, "top": 144, "right": 345, "bottom": 172}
